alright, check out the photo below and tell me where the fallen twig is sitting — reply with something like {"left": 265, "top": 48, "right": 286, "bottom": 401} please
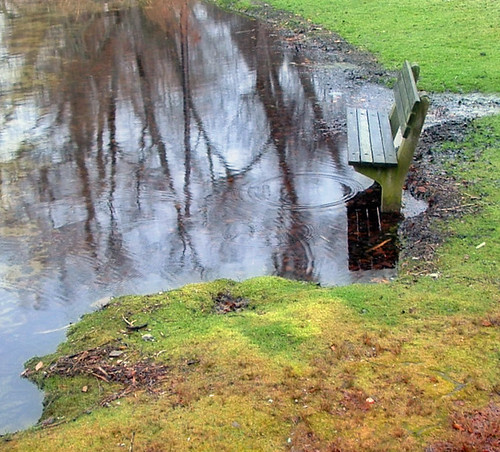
{"left": 91, "top": 372, "right": 109, "bottom": 382}
{"left": 129, "top": 431, "right": 136, "bottom": 452}
{"left": 122, "top": 314, "right": 148, "bottom": 331}
{"left": 366, "top": 238, "right": 392, "bottom": 253}
{"left": 126, "top": 323, "right": 148, "bottom": 331}
{"left": 435, "top": 203, "right": 478, "bottom": 212}
{"left": 122, "top": 314, "right": 135, "bottom": 327}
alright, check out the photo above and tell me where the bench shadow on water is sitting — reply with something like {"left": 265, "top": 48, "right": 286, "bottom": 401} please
{"left": 0, "top": 0, "right": 422, "bottom": 433}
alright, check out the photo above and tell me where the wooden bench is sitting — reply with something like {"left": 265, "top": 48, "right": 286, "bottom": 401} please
{"left": 347, "top": 61, "right": 429, "bottom": 212}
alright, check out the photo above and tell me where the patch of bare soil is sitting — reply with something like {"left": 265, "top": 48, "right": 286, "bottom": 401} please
{"left": 426, "top": 404, "right": 500, "bottom": 452}
{"left": 213, "top": 291, "right": 250, "bottom": 314}
{"left": 398, "top": 119, "right": 479, "bottom": 275}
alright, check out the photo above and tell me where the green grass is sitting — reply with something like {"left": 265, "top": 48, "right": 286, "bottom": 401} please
{"left": 219, "top": 0, "right": 499, "bottom": 93}
{"left": 1, "top": 0, "right": 499, "bottom": 450}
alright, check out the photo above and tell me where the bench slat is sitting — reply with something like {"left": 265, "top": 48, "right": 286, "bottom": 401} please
{"left": 401, "top": 62, "right": 420, "bottom": 136}
{"left": 394, "top": 73, "right": 410, "bottom": 136}
{"left": 357, "top": 109, "right": 373, "bottom": 164}
{"left": 347, "top": 108, "right": 361, "bottom": 164}
{"left": 379, "top": 111, "right": 397, "bottom": 165}
{"left": 402, "top": 61, "right": 420, "bottom": 108}
{"left": 367, "top": 110, "right": 385, "bottom": 165}
{"left": 347, "top": 108, "right": 397, "bottom": 167}
{"left": 395, "top": 61, "right": 421, "bottom": 137}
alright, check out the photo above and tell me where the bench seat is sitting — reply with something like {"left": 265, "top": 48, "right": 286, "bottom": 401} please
{"left": 347, "top": 107, "right": 397, "bottom": 167}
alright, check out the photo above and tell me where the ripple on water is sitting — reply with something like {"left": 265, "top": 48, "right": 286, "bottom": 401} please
{"left": 245, "top": 172, "right": 364, "bottom": 211}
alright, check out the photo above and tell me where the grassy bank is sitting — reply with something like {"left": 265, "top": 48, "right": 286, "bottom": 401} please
{"left": 218, "top": 0, "right": 499, "bottom": 93}
{"left": 2, "top": 0, "right": 499, "bottom": 450}
{"left": 2, "top": 116, "right": 498, "bottom": 450}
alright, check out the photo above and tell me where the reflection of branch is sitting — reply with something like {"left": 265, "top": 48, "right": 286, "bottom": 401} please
{"left": 134, "top": 124, "right": 147, "bottom": 210}
{"left": 294, "top": 60, "right": 342, "bottom": 167}
{"left": 271, "top": 207, "right": 315, "bottom": 281}
{"left": 180, "top": 5, "right": 192, "bottom": 217}
{"left": 226, "top": 136, "right": 274, "bottom": 179}
{"left": 68, "top": 82, "right": 96, "bottom": 248}
{"left": 132, "top": 35, "right": 206, "bottom": 277}
{"left": 172, "top": 38, "right": 232, "bottom": 181}
{"left": 106, "top": 63, "right": 121, "bottom": 258}
{"left": 189, "top": 105, "right": 230, "bottom": 179}
{"left": 253, "top": 24, "right": 316, "bottom": 282}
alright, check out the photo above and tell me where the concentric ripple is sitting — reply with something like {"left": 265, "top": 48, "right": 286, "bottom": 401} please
{"left": 245, "top": 172, "right": 364, "bottom": 211}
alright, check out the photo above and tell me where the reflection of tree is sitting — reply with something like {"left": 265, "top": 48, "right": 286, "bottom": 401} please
{"left": 1, "top": 1, "right": 209, "bottom": 282}
{"left": 0, "top": 0, "right": 354, "bottom": 303}
{"left": 252, "top": 24, "right": 315, "bottom": 281}
{"left": 220, "top": 13, "right": 352, "bottom": 281}
{"left": 134, "top": 0, "right": 205, "bottom": 271}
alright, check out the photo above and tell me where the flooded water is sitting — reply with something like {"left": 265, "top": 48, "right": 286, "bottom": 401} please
{"left": 0, "top": 0, "right": 402, "bottom": 433}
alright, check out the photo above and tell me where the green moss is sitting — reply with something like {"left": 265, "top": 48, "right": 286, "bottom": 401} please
{"left": 3, "top": 0, "right": 500, "bottom": 449}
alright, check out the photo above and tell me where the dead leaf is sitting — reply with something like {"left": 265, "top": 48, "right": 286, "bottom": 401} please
{"left": 82, "top": 386, "right": 88, "bottom": 393}
{"left": 35, "top": 361, "right": 44, "bottom": 371}
{"left": 453, "top": 423, "right": 465, "bottom": 431}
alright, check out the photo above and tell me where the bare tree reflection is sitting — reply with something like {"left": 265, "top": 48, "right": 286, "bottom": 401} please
{"left": 0, "top": 0, "right": 365, "bottom": 308}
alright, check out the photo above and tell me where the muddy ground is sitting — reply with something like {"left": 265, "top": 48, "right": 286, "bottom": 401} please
{"left": 233, "top": 1, "right": 500, "bottom": 276}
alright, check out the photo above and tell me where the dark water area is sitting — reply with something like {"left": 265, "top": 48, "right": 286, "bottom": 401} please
{"left": 0, "top": 0, "right": 423, "bottom": 433}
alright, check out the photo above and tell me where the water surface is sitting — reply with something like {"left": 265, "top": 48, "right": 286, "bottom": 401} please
{"left": 0, "top": 0, "right": 395, "bottom": 432}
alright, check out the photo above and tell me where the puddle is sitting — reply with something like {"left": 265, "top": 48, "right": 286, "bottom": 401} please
{"left": 0, "top": 0, "right": 401, "bottom": 433}
{"left": 402, "top": 191, "right": 428, "bottom": 218}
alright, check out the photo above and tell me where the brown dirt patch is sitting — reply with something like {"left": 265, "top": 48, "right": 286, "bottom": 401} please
{"left": 213, "top": 291, "right": 250, "bottom": 314}
{"left": 426, "top": 404, "right": 500, "bottom": 452}
{"left": 398, "top": 119, "right": 479, "bottom": 273}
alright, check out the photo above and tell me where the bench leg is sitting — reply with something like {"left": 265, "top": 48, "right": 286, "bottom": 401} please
{"left": 353, "top": 167, "right": 404, "bottom": 213}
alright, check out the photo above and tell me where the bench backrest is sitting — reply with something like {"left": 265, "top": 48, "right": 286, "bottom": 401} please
{"left": 389, "top": 61, "right": 421, "bottom": 139}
